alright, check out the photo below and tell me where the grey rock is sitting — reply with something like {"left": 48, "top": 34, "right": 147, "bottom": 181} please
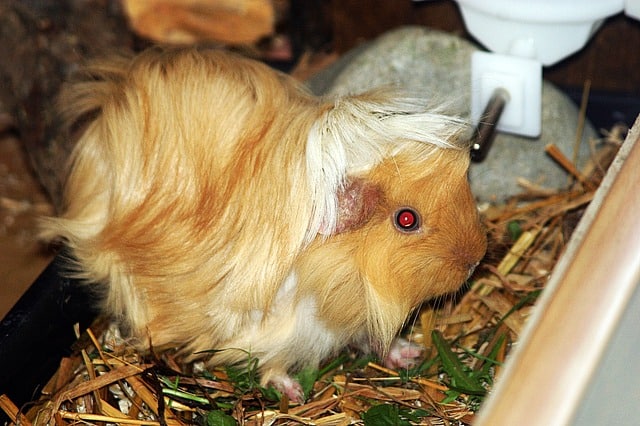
{"left": 306, "top": 26, "right": 597, "bottom": 203}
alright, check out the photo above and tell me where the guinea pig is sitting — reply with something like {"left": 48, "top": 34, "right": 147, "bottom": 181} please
{"left": 42, "top": 46, "right": 487, "bottom": 402}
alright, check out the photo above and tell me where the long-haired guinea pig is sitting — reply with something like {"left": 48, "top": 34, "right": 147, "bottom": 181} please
{"left": 42, "top": 47, "right": 487, "bottom": 401}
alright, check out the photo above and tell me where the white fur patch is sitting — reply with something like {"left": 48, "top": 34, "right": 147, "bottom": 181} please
{"left": 304, "top": 93, "right": 467, "bottom": 242}
{"left": 235, "top": 269, "right": 339, "bottom": 369}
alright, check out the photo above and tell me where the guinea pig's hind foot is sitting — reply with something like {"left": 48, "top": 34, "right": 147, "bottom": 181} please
{"left": 264, "top": 372, "right": 305, "bottom": 403}
{"left": 384, "top": 337, "right": 424, "bottom": 370}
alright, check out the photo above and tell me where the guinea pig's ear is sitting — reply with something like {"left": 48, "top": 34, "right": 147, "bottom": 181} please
{"left": 318, "top": 178, "right": 381, "bottom": 236}
{"left": 305, "top": 90, "right": 465, "bottom": 240}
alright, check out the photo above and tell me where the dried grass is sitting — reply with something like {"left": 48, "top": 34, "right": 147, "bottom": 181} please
{"left": 0, "top": 125, "right": 626, "bottom": 425}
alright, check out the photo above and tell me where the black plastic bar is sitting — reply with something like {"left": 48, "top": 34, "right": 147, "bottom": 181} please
{"left": 0, "top": 252, "right": 99, "bottom": 416}
{"left": 470, "top": 88, "right": 510, "bottom": 162}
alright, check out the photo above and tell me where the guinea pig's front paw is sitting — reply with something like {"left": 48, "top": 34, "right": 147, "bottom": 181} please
{"left": 384, "top": 337, "right": 424, "bottom": 370}
{"left": 266, "top": 373, "right": 305, "bottom": 403}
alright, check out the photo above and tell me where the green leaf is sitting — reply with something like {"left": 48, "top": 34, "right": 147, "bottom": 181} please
{"left": 259, "top": 385, "right": 282, "bottom": 402}
{"left": 507, "top": 221, "right": 523, "bottom": 241}
{"left": 479, "top": 333, "right": 506, "bottom": 378}
{"left": 459, "top": 347, "right": 503, "bottom": 368}
{"left": 497, "top": 289, "right": 542, "bottom": 327}
{"left": 206, "top": 410, "right": 237, "bottom": 426}
{"left": 399, "top": 354, "right": 439, "bottom": 382}
{"left": 163, "top": 387, "right": 210, "bottom": 405}
{"left": 317, "top": 352, "right": 354, "bottom": 377}
{"left": 294, "top": 367, "right": 319, "bottom": 398}
{"left": 362, "top": 404, "right": 429, "bottom": 425}
{"left": 224, "top": 352, "right": 261, "bottom": 393}
{"left": 362, "top": 404, "right": 411, "bottom": 426}
{"left": 431, "top": 331, "right": 486, "bottom": 396}
{"left": 441, "top": 390, "right": 462, "bottom": 404}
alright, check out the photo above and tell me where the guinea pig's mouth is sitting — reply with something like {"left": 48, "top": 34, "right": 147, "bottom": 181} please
{"left": 441, "top": 257, "right": 482, "bottom": 287}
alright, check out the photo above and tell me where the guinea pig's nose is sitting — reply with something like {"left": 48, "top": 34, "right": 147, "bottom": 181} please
{"left": 466, "top": 260, "right": 481, "bottom": 279}
{"left": 453, "top": 239, "right": 486, "bottom": 276}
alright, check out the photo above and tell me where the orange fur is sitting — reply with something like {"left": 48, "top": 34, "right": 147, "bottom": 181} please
{"left": 42, "top": 47, "right": 486, "bottom": 397}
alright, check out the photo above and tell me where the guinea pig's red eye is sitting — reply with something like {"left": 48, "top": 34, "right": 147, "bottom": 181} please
{"left": 394, "top": 208, "right": 420, "bottom": 233}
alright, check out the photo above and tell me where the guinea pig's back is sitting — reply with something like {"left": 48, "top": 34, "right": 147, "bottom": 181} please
{"left": 41, "top": 48, "right": 323, "bottom": 349}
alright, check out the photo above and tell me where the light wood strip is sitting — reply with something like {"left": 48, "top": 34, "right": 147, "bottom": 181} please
{"left": 476, "top": 115, "right": 640, "bottom": 426}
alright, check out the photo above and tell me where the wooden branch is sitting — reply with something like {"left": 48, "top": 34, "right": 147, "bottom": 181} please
{"left": 475, "top": 115, "right": 640, "bottom": 425}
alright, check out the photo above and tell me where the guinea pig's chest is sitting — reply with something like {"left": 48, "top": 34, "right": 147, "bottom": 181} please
{"left": 237, "top": 269, "right": 359, "bottom": 363}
